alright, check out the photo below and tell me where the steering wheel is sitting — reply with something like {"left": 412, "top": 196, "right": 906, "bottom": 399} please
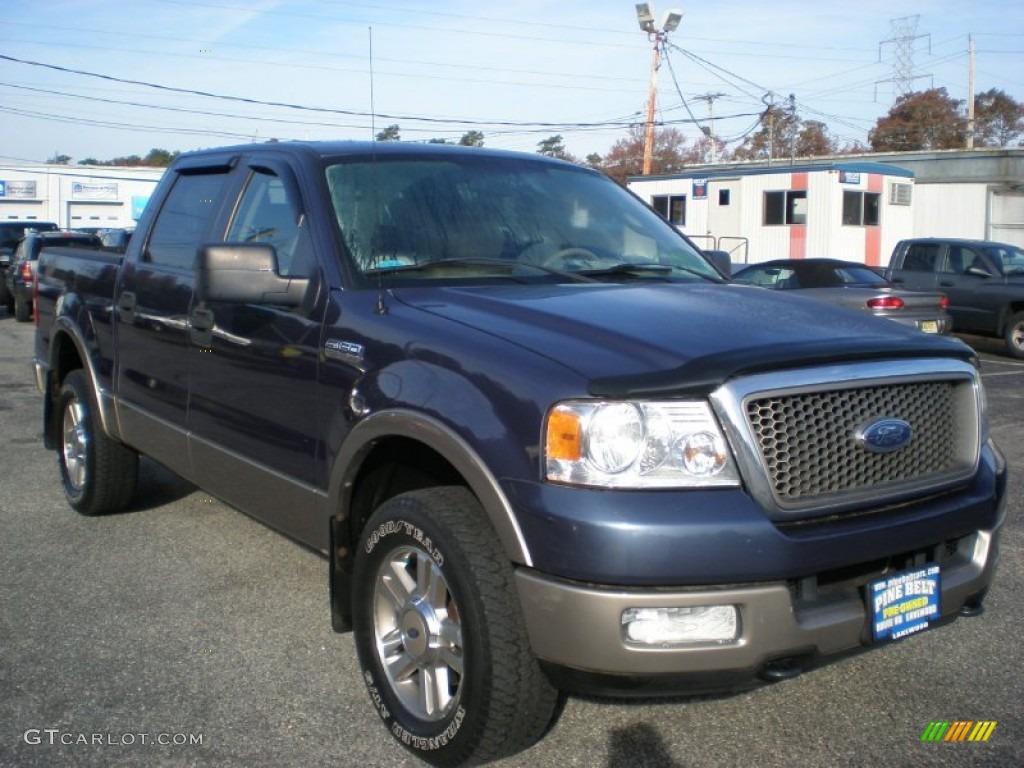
{"left": 542, "top": 247, "right": 601, "bottom": 270}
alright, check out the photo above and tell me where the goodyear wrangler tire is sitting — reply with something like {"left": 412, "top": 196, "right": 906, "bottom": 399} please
{"left": 353, "top": 487, "right": 560, "bottom": 767}
{"left": 57, "top": 370, "right": 139, "bottom": 516}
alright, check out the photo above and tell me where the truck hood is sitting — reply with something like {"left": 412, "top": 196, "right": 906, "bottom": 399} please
{"left": 393, "top": 282, "right": 973, "bottom": 396}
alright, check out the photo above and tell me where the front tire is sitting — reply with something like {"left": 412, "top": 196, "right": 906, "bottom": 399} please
{"left": 353, "top": 487, "right": 560, "bottom": 767}
{"left": 57, "top": 370, "right": 139, "bottom": 515}
{"left": 1004, "top": 311, "right": 1024, "bottom": 359}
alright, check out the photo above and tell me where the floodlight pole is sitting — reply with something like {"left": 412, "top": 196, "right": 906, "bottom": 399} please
{"left": 636, "top": 6, "right": 681, "bottom": 175}
{"left": 642, "top": 33, "right": 663, "bottom": 176}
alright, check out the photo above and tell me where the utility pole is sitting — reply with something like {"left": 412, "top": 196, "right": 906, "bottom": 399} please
{"left": 695, "top": 92, "right": 727, "bottom": 163}
{"left": 635, "top": 4, "right": 682, "bottom": 175}
{"left": 762, "top": 92, "right": 776, "bottom": 167}
{"left": 967, "top": 35, "right": 976, "bottom": 149}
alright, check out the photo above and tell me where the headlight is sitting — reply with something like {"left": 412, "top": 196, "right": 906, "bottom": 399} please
{"left": 545, "top": 400, "right": 739, "bottom": 488}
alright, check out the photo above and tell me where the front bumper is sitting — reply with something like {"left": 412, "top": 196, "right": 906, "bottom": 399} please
{"left": 515, "top": 525, "right": 1000, "bottom": 692}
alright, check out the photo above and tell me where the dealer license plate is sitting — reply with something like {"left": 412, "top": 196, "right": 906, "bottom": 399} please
{"left": 919, "top": 320, "right": 939, "bottom": 334}
{"left": 869, "top": 565, "right": 941, "bottom": 642}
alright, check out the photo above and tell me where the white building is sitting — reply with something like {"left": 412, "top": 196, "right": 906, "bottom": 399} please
{"left": 628, "top": 148, "right": 1024, "bottom": 266}
{"left": 0, "top": 163, "right": 165, "bottom": 230}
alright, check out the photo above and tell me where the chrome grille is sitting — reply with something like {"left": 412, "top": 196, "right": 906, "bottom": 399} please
{"left": 745, "top": 380, "right": 969, "bottom": 507}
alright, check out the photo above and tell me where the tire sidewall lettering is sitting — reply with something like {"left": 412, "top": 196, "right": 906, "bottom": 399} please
{"left": 390, "top": 706, "right": 466, "bottom": 752}
{"left": 363, "top": 519, "right": 444, "bottom": 567}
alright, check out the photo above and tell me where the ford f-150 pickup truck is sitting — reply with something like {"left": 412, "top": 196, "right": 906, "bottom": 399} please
{"left": 34, "top": 141, "right": 1008, "bottom": 767}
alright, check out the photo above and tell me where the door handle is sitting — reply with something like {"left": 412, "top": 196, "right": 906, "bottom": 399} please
{"left": 118, "top": 291, "right": 137, "bottom": 311}
{"left": 189, "top": 307, "right": 214, "bottom": 349}
{"left": 939, "top": 282, "right": 954, "bottom": 288}
{"left": 190, "top": 307, "right": 214, "bottom": 332}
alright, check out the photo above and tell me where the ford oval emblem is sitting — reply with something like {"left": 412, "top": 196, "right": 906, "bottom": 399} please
{"left": 856, "top": 418, "right": 913, "bottom": 453}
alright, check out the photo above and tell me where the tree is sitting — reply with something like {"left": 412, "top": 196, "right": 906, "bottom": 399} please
{"left": 458, "top": 130, "right": 485, "bottom": 147}
{"left": 375, "top": 124, "right": 401, "bottom": 142}
{"left": 600, "top": 125, "right": 689, "bottom": 184}
{"left": 77, "top": 158, "right": 101, "bottom": 166}
{"left": 48, "top": 153, "right": 72, "bottom": 165}
{"left": 142, "top": 148, "right": 179, "bottom": 167}
{"left": 537, "top": 134, "right": 574, "bottom": 161}
{"left": 793, "top": 120, "right": 839, "bottom": 157}
{"left": 869, "top": 88, "right": 965, "bottom": 151}
{"left": 973, "top": 88, "right": 1024, "bottom": 147}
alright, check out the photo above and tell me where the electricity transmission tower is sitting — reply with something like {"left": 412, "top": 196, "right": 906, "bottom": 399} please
{"left": 877, "top": 15, "right": 931, "bottom": 101}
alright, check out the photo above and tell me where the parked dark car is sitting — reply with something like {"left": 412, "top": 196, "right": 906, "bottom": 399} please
{"left": 887, "top": 237, "right": 1024, "bottom": 357}
{"left": 6, "top": 230, "right": 102, "bottom": 321}
{"left": 733, "top": 258, "right": 952, "bottom": 334}
{"left": 0, "top": 221, "right": 59, "bottom": 310}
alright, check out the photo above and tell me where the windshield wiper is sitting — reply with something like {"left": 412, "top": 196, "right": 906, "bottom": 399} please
{"left": 365, "top": 257, "right": 596, "bottom": 283}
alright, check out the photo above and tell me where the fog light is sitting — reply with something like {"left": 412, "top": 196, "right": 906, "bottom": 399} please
{"left": 622, "top": 605, "right": 738, "bottom": 646}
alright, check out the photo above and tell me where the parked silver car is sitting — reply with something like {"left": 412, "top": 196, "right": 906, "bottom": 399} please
{"left": 733, "top": 258, "right": 951, "bottom": 334}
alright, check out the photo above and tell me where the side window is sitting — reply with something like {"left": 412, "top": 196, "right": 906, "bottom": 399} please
{"left": 902, "top": 243, "right": 940, "bottom": 272}
{"left": 146, "top": 172, "right": 229, "bottom": 269}
{"left": 651, "top": 194, "right": 686, "bottom": 225}
{"left": 842, "top": 191, "right": 880, "bottom": 226}
{"left": 226, "top": 170, "right": 311, "bottom": 277}
{"left": 764, "top": 191, "right": 806, "bottom": 225}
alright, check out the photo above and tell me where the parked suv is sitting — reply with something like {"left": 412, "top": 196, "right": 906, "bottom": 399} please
{"left": 0, "top": 221, "right": 58, "bottom": 311}
{"left": 887, "top": 237, "right": 1024, "bottom": 357}
{"left": 6, "top": 230, "right": 101, "bottom": 321}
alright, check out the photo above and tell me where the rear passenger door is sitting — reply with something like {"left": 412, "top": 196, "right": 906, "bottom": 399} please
{"left": 115, "top": 157, "right": 238, "bottom": 475}
{"left": 890, "top": 242, "right": 940, "bottom": 292}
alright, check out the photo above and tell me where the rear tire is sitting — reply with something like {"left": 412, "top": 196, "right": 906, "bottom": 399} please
{"left": 57, "top": 370, "right": 139, "bottom": 515}
{"left": 13, "top": 292, "right": 30, "bottom": 322}
{"left": 1004, "top": 312, "right": 1024, "bottom": 359}
{"left": 353, "top": 487, "right": 561, "bottom": 766}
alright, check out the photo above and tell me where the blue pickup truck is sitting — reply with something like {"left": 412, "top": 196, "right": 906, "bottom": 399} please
{"left": 34, "top": 141, "right": 1007, "bottom": 766}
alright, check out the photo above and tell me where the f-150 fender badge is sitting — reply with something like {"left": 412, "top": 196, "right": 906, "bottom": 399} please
{"left": 856, "top": 418, "right": 912, "bottom": 453}
{"left": 324, "top": 338, "right": 365, "bottom": 368}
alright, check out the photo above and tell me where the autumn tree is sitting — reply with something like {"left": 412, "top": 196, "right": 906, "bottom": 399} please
{"left": 600, "top": 125, "right": 690, "bottom": 184}
{"left": 869, "top": 88, "right": 966, "bottom": 151}
{"left": 973, "top": 88, "right": 1024, "bottom": 147}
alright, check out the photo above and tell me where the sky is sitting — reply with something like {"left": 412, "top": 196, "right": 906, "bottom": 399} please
{"left": 0, "top": 0, "right": 1022, "bottom": 165}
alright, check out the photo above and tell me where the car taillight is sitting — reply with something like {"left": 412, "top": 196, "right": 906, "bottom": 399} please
{"left": 19, "top": 262, "right": 33, "bottom": 280}
{"left": 867, "top": 296, "right": 904, "bottom": 310}
{"left": 939, "top": 296, "right": 950, "bottom": 309}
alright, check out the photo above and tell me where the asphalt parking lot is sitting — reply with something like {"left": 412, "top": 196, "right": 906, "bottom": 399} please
{"left": 1, "top": 314, "right": 1021, "bottom": 768}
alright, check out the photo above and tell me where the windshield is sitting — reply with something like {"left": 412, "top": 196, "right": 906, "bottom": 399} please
{"left": 984, "top": 244, "right": 1024, "bottom": 275}
{"left": 324, "top": 154, "right": 720, "bottom": 285}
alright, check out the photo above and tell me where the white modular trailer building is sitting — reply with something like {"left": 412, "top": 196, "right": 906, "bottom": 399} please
{"left": 870, "top": 148, "right": 1024, "bottom": 248}
{"left": 628, "top": 162, "right": 916, "bottom": 268}
{"left": 0, "top": 164, "right": 165, "bottom": 230}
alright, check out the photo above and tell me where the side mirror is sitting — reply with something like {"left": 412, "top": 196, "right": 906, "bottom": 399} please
{"left": 195, "top": 243, "right": 308, "bottom": 307}
{"left": 703, "top": 249, "right": 732, "bottom": 276}
{"left": 966, "top": 266, "right": 993, "bottom": 278}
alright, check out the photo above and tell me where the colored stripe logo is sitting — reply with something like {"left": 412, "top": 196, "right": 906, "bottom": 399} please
{"left": 921, "top": 721, "right": 997, "bottom": 742}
